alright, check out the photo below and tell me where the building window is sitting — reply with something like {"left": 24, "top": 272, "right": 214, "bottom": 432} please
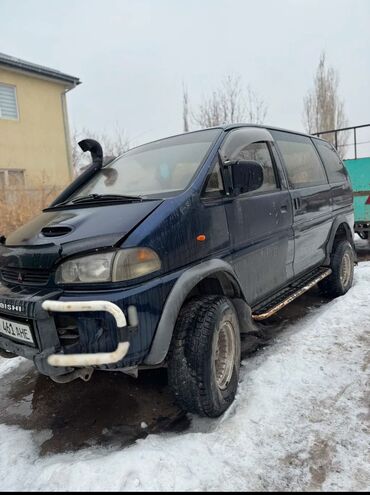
{"left": 0, "top": 84, "right": 19, "bottom": 120}
{"left": 0, "top": 169, "right": 25, "bottom": 188}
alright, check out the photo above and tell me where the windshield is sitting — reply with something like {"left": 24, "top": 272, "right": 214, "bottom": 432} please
{"left": 70, "top": 129, "right": 221, "bottom": 200}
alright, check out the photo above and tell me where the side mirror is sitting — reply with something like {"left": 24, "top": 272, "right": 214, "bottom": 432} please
{"left": 231, "top": 160, "right": 264, "bottom": 194}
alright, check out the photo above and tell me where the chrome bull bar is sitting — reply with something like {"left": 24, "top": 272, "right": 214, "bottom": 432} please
{"left": 42, "top": 300, "right": 136, "bottom": 367}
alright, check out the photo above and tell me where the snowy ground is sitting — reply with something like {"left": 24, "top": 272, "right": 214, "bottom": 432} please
{"left": 0, "top": 264, "right": 369, "bottom": 491}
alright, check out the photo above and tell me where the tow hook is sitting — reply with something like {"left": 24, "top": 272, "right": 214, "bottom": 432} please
{"left": 50, "top": 367, "right": 94, "bottom": 384}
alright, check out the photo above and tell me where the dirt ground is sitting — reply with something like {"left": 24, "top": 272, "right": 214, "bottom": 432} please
{"left": 0, "top": 238, "right": 369, "bottom": 457}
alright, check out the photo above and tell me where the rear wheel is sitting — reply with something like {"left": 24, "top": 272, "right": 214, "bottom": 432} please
{"left": 168, "top": 295, "right": 241, "bottom": 417}
{"left": 319, "top": 240, "right": 354, "bottom": 297}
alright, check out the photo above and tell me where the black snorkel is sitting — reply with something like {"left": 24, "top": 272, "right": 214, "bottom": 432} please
{"left": 78, "top": 139, "right": 103, "bottom": 169}
{"left": 48, "top": 139, "right": 104, "bottom": 208}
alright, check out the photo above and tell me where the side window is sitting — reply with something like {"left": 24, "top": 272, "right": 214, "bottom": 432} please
{"left": 272, "top": 131, "right": 328, "bottom": 188}
{"left": 313, "top": 138, "right": 347, "bottom": 183}
{"left": 235, "top": 141, "right": 278, "bottom": 193}
{"left": 204, "top": 161, "right": 224, "bottom": 196}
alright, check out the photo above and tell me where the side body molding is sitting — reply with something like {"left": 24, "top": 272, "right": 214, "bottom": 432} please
{"left": 144, "top": 259, "right": 242, "bottom": 365}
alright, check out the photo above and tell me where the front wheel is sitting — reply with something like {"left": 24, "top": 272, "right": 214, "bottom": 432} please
{"left": 168, "top": 295, "right": 241, "bottom": 417}
{"left": 319, "top": 240, "right": 355, "bottom": 297}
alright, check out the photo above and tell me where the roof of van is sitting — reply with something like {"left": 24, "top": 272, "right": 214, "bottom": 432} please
{"left": 219, "top": 123, "right": 325, "bottom": 141}
{"left": 163, "top": 124, "right": 325, "bottom": 143}
{"left": 115, "top": 124, "right": 327, "bottom": 158}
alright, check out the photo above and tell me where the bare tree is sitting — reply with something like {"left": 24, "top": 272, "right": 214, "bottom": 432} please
{"left": 303, "top": 52, "right": 348, "bottom": 157}
{"left": 71, "top": 126, "right": 131, "bottom": 176}
{"left": 185, "top": 75, "right": 267, "bottom": 129}
{"left": 245, "top": 86, "right": 267, "bottom": 125}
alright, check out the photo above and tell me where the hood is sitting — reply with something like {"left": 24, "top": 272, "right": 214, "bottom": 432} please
{"left": 2, "top": 201, "right": 162, "bottom": 270}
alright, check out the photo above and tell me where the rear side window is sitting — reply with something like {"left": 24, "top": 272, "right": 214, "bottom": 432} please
{"left": 313, "top": 138, "right": 347, "bottom": 183}
{"left": 272, "top": 131, "right": 328, "bottom": 188}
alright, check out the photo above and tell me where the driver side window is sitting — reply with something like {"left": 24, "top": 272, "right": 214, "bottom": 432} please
{"left": 236, "top": 142, "right": 278, "bottom": 193}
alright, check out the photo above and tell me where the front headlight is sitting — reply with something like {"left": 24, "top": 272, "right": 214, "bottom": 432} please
{"left": 55, "top": 248, "right": 161, "bottom": 284}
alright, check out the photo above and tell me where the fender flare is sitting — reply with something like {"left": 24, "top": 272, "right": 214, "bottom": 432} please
{"left": 324, "top": 213, "right": 354, "bottom": 264}
{"left": 144, "top": 259, "right": 246, "bottom": 366}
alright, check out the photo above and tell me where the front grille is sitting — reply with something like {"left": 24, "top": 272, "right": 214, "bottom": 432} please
{"left": 0, "top": 267, "right": 50, "bottom": 286}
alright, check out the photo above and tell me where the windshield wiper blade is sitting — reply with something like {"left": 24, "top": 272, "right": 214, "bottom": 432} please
{"left": 49, "top": 193, "right": 154, "bottom": 209}
{"left": 50, "top": 198, "right": 75, "bottom": 208}
{"left": 71, "top": 193, "right": 145, "bottom": 204}
{"left": 49, "top": 194, "right": 106, "bottom": 208}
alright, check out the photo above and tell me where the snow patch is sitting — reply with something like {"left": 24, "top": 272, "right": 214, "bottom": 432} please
{"left": 0, "top": 265, "right": 369, "bottom": 491}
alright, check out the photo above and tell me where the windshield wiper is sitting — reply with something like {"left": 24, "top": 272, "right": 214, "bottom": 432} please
{"left": 48, "top": 193, "right": 157, "bottom": 209}
{"left": 50, "top": 193, "right": 148, "bottom": 208}
{"left": 71, "top": 193, "right": 145, "bottom": 204}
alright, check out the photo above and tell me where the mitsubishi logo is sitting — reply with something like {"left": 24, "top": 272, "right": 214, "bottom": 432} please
{"left": 17, "top": 272, "right": 23, "bottom": 283}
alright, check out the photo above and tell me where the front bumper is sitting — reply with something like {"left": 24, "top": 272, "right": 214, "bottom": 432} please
{"left": 0, "top": 298, "right": 133, "bottom": 371}
{"left": 0, "top": 273, "right": 176, "bottom": 376}
{"left": 0, "top": 290, "right": 135, "bottom": 375}
{"left": 0, "top": 284, "right": 69, "bottom": 376}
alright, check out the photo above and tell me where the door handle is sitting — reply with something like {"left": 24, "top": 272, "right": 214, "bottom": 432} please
{"left": 280, "top": 205, "right": 288, "bottom": 213}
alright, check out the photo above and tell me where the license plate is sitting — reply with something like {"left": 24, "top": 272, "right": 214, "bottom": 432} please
{"left": 0, "top": 315, "right": 34, "bottom": 346}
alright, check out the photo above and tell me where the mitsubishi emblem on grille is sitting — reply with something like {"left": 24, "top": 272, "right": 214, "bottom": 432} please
{"left": 17, "top": 272, "right": 23, "bottom": 283}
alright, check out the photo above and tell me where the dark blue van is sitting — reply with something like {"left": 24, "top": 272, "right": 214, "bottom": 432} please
{"left": 0, "top": 125, "right": 354, "bottom": 417}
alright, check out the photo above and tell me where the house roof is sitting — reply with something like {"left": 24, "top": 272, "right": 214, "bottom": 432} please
{"left": 0, "top": 52, "right": 81, "bottom": 87}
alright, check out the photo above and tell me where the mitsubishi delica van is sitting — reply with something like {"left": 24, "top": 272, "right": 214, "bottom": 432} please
{"left": 0, "top": 125, "right": 354, "bottom": 417}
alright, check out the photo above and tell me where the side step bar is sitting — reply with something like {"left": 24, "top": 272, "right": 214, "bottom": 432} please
{"left": 252, "top": 268, "right": 332, "bottom": 321}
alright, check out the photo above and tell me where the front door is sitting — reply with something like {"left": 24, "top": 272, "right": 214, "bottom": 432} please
{"left": 221, "top": 128, "right": 294, "bottom": 306}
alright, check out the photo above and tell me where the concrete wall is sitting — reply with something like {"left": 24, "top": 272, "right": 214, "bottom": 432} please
{"left": 0, "top": 68, "right": 73, "bottom": 188}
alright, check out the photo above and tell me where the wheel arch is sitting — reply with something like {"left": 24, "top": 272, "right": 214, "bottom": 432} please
{"left": 325, "top": 216, "right": 355, "bottom": 265}
{"left": 144, "top": 259, "right": 253, "bottom": 366}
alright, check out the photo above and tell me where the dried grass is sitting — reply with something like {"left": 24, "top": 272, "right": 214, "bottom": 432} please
{"left": 0, "top": 185, "right": 62, "bottom": 236}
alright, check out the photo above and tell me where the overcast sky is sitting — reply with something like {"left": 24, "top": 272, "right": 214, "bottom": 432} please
{"left": 1, "top": 0, "right": 369, "bottom": 148}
